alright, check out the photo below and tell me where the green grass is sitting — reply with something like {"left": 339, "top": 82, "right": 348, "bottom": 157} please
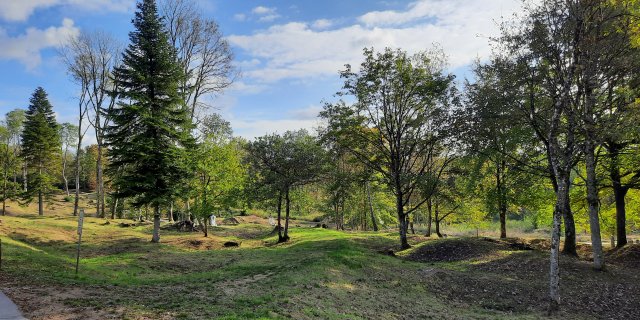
{"left": 0, "top": 199, "right": 552, "bottom": 319}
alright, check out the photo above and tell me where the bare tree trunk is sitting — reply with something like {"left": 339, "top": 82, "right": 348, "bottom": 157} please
{"left": 562, "top": 200, "right": 577, "bottom": 256}
{"left": 426, "top": 198, "right": 432, "bottom": 237}
{"left": 98, "top": 155, "right": 105, "bottom": 218}
{"left": 73, "top": 89, "right": 86, "bottom": 217}
{"left": 38, "top": 165, "right": 43, "bottom": 216}
{"left": 151, "top": 204, "right": 160, "bottom": 243}
{"left": 609, "top": 148, "right": 628, "bottom": 247}
{"left": 549, "top": 189, "right": 563, "bottom": 312}
{"left": 340, "top": 201, "right": 345, "bottom": 231}
{"left": 283, "top": 188, "right": 291, "bottom": 242}
{"left": 496, "top": 160, "right": 507, "bottom": 239}
{"left": 2, "top": 177, "right": 6, "bottom": 216}
{"left": 62, "top": 144, "right": 70, "bottom": 196}
{"left": 409, "top": 217, "right": 415, "bottom": 235}
{"left": 73, "top": 159, "right": 80, "bottom": 217}
{"left": 547, "top": 149, "right": 577, "bottom": 256}
{"left": 366, "top": 180, "right": 379, "bottom": 231}
{"left": 186, "top": 200, "right": 191, "bottom": 222}
{"left": 334, "top": 200, "right": 340, "bottom": 230}
{"left": 435, "top": 201, "right": 442, "bottom": 238}
{"left": 38, "top": 190, "right": 43, "bottom": 216}
{"left": 277, "top": 191, "right": 284, "bottom": 242}
{"left": 203, "top": 215, "right": 208, "bottom": 237}
{"left": 95, "top": 147, "right": 104, "bottom": 218}
{"left": 396, "top": 191, "right": 409, "bottom": 249}
{"left": 585, "top": 142, "right": 605, "bottom": 270}
{"left": 614, "top": 185, "right": 628, "bottom": 248}
{"left": 2, "top": 147, "right": 8, "bottom": 215}
{"left": 169, "top": 202, "right": 174, "bottom": 223}
{"left": 22, "top": 163, "right": 27, "bottom": 192}
{"left": 111, "top": 196, "right": 118, "bottom": 220}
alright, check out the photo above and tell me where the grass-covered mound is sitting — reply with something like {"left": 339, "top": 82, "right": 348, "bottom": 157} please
{"left": 0, "top": 198, "right": 639, "bottom": 319}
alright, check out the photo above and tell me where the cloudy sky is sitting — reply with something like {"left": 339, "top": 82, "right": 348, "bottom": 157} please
{"left": 0, "top": 0, "right": 522, "bottom": 142}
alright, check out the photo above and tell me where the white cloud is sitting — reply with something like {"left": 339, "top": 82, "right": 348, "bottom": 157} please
{"left": 0, "top": 0, "right": 58, "bottom": 21}
{"left": 234, "top": 13, "right": 246, "bottom": 21}
{"left": 287, "top": 105, "right": 323, "bottom": 120}
{"left": 227, "top": 81, "right": 267, "bottom": 95}
{"left": 250, "top": 5, "right": 280, "bottom": 23}
{"left": 359, "top": 0, "right": 440, "bottom": 26}
{"left": 0, "top": 0, "right": 132, "bottom": 22}
{"left": 359, "top": 0, "right": 519, "bottom": 27}
{"left": 0, "top": 18, "right": 80, "bottom": 69}
{"left": 258, "top": 14, "right": 280, "bottom": 23}
{"left": 228, "top": 0, "right": 522, "bottom": 83}
{"left": 237, "top": 58, "right": 261, "bottom": 68}
{"left": 252, "top": 6, "right": 276, "bottom": 15}
{"left": 312, "top": 19, "right": 333, "bottom": 30}
{"left": 231, "top": 118, "right": 320, "bottom": 140}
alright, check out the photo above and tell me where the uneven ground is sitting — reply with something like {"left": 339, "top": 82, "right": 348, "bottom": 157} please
{"left": 0, "top": 196, "right": 638, "bottom": 319}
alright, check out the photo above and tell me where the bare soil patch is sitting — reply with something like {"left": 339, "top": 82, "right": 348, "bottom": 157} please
{"left": 607, "top": 244, "right": 640, "bottom": 268}
{"left": 406, "top": 237, "right": 531, "bottom": 263}
{"left": 406, "top": 237, "right": 640, "bottom": 319}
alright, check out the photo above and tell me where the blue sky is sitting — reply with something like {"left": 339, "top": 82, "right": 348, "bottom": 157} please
{"left": 0, "top": 0, "right": 522, "bottom": 143}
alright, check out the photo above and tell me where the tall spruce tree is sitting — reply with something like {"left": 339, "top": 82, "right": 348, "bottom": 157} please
{"left": 105, "top": 0, "right": 193, "bottom": 243}
{"left": 21, "top": 87, "right": 60, "bottom": 216}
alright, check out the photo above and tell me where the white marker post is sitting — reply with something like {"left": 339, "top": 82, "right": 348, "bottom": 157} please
{"left": 75, "top": 209, "right": 84, "bottom": 275}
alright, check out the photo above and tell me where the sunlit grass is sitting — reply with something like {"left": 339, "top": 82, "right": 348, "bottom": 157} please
{"left": 0, "top": 197, "right": 554, "bottom": 319}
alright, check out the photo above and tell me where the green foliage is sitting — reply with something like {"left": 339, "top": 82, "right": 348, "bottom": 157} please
{"left": 190, "top": 138, "right": 246, "bottom": 221}
{"left": 58, "top": 122, "right": 78, "bottom": 150}
{"left": 246, "top": 130, "right": 327, "bottom": 199}
{"left": 246, "top": 129, "right": 327, "bottom": 241}
{"left": 106, "top": 0, "right": 194, "bottom": 210}
{"left": 0, "top": 109, "right": 26, "bottom": 208}
{"left": 321, "top": 47, "right": 456, "bottom": 246}
{"left": 20, "top": 87, "right": 61, "bottom": 212}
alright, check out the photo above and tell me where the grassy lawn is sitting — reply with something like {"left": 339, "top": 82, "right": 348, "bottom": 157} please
{"left": 0, "top": 197, "right": 638, "bottom": 319}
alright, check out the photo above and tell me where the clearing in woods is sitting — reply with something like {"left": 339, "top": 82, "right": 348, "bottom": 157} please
{"left": 0, "top": 195, "right": 639, "bottom": 319}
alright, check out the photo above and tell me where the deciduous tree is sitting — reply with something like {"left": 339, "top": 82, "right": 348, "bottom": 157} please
{"left": 321, "top": 47, "right": 456, "bottom": 249}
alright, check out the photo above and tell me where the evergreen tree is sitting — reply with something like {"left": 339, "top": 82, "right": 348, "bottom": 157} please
{"left": 105, "top": 0, "right": 193, "bottom": 243}
{"left": 21, "top": 87, "right": 60, "bottom": 216}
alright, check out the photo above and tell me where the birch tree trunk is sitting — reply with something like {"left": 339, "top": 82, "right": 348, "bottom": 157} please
{"left": 62, "top": 144, "right": 69, "bottom": 196}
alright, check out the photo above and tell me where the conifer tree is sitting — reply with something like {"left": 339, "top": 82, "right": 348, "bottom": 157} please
{"left": 105, "top": 0, "right": 193, "bottom": 243}
{"left": 21, "top": 87, "right": 60, "bottom": 216}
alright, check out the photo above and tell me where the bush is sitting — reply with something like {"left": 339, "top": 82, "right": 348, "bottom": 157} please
{"left": 63, "top": 196, "right": 73, "bottom": 202}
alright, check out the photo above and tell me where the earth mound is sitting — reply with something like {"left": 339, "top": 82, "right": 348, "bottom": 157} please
{"left": 406, "top": 237, "right": 532, "bottom": 263}
{"left": 607, "top": 244, "right": 640, "bottom": 268}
